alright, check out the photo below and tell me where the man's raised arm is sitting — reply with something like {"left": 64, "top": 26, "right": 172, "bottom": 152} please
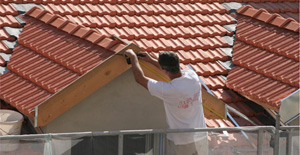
{"left": 124, "top": 49, "right": 150, "bottom": 90}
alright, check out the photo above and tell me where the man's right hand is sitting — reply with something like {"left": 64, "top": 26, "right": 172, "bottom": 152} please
{"left": 137, "top": 52, "right": 152, "bottom": 62}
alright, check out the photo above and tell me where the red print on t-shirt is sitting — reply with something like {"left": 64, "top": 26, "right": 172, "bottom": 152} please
{"left": 178, "top": 91, "right": 200, "bottom": 109}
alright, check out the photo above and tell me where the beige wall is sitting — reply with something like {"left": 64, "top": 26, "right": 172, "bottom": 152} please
{"left": 42, "top": 69, "right": 168, "bottom": 133}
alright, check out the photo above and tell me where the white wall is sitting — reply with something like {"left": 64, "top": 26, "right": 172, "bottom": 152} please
{"left": 42, "top": 69, "right": 168, "bottom": 133}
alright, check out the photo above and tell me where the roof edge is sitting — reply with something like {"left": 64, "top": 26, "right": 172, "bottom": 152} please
{"left": 237, "top": 5, "right": 299, "bottom": 33}
{"left": 24, "top": 6, "right": 126, "bottom": 53}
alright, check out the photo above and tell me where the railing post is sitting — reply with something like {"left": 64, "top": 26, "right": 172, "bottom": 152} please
{"left": 257, "top": 129, "right": 263, "bottom": 155}
{"left": 118, "top": 134, "right": 123, "bottom": 155}
{"left": 145, "top": 134, "right": 152, "bottom": 153}
{"left": 161, "top": 133, "right": 166, "bottom": 155}
{"left": 44, "top": 134, "right": 52, "bottom": 155}
{"left": 153, "top": 133, "right": 165, "bottom": 155}
{"left": 286, "top": 130, "right": 292, "bottom": 155}
{"left": 274, "top": 115, "right": 280, "bottom": 155}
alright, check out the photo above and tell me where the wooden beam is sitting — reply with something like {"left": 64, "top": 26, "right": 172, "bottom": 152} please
{"left": 35, "top": 44, "right": 137, "bottom": 127}
{"left": 202, "top": 88, "right": 226, "bottom": 119}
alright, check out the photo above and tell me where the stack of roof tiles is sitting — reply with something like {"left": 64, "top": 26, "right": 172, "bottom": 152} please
{"left": 227, "top": 5, "right": 299, "bottom": 110}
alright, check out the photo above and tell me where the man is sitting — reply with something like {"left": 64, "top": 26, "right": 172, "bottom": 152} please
{"left": 124, "top": 49, "right": 208, "bottom": 155}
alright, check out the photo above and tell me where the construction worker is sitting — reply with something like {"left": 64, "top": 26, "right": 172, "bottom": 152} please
{"left": 124, "top": 49, "right": 208, "bottom": 155}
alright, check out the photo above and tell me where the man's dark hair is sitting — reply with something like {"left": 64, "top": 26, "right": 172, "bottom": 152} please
{"left": 158, "top": 51, "right": 180, "bottom": 74}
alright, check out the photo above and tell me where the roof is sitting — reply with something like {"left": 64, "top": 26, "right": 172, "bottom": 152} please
{"left": 0, "top": 6, "right": 126, "bottom": 116}
{"left": 0, "top": 1, "right": 237, "bottom": 118}
{"left": 226, "top": 5, "right": 299, "bottom": 110}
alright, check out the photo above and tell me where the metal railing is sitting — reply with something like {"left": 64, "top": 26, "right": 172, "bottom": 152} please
{"left": 2, "top": 126, "right": 298, "bottom": 155}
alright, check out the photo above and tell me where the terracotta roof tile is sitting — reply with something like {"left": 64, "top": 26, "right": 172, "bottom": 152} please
{"left": 211, "top": 88, "right": 246, "bottom": 103}
{"left": 205, "top": 118, "right": 235, "bottom": 128}
{"left": 284, "top": 20, "right": 300, "bottom": 32}
{"left": 0, "top": 15, "right": 22, "bottom": 28}
{"left": 199, "top": 75, "right": 226, "bottom": 89}
{"left": 61, "top": 21, "right": 81, "bottom": 33}
{"left": 0, "top": 55, "right": 5, "bottom": 67}
{"left": 80, "top": 0, "right": 99, "bottom": 4}
{"left": 0, "top": 28, "right": 16, "bottom": 41}
{"left": 188, "top": 61, "right": 228, "bottom": 76}
{"left": 2, "top": 0, "right": 23, "bottom": 4}
{"left": 0, "top": 41, "right": 12, "bottom": 53}
{"left": 0, "top": 4, "right": 18, "bottom": 16}
{"left": 177, "top": 48, "right": 229, "bottom": 64}
{"left": 22, "top": 0, "right": 42, "bottom": 3}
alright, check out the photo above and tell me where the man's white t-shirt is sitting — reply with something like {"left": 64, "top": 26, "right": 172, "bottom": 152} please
{"left": 147, "top": 69, "right": 207, "bottom": 145}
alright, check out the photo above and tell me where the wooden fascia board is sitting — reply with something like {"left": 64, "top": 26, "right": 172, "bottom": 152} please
{"left": 35, "top": 44, "right": 136, "bottom": 127}
{"left": 202, "top": 89, "right": 226, "bottom": 119}
{"left": 243, "top": 95, "right": 280, "bottom": 112}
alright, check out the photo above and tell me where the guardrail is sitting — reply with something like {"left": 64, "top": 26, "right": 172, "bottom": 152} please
{"left": 0, "top": 126, "right": 299, "bottom": 155}
{"left": 0, "top": 126, "right": 291, "bottom": 155}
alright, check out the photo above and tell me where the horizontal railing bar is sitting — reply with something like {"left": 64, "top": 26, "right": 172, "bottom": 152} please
{"left": 0, "top": 126, "right": 277, "bottom": 140}
{"left": 279, "top": 126, "right": 300, "bottom": 130}
{"left": 92, "top": 126, "right": 276, "bottom": 136}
